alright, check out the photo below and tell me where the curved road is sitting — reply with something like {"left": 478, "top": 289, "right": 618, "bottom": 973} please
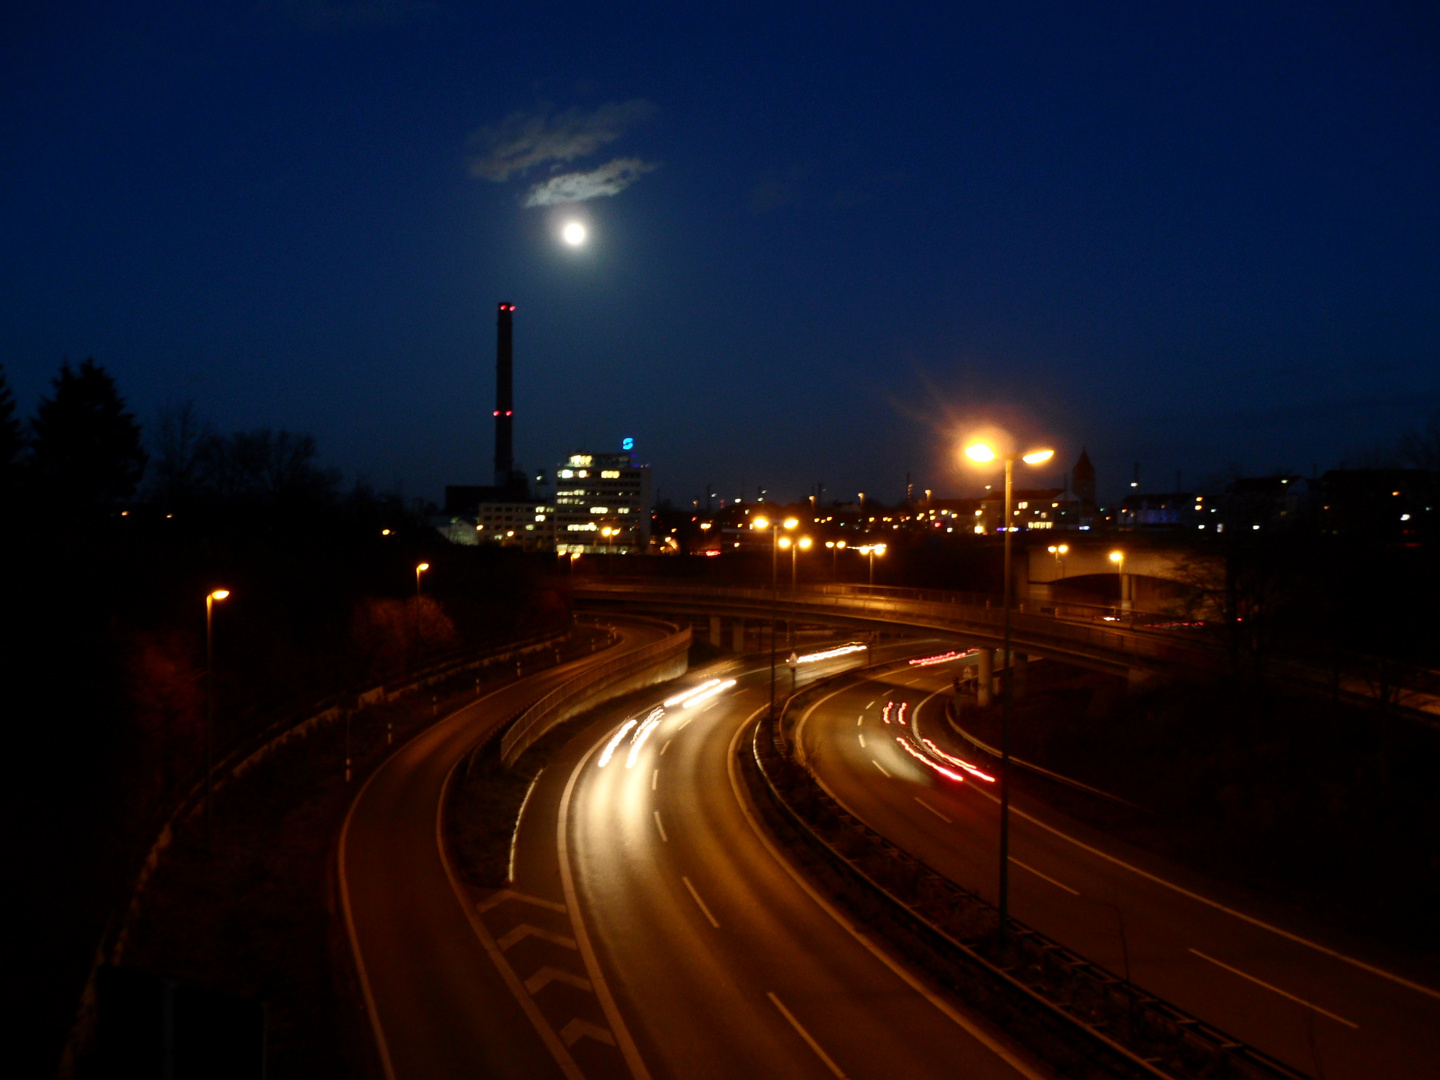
{"left": 342, "top": 629, "right": 1052, "bottom": 1079}
{"left": 794, "top": 657, "right": 1440, "bottom": 1080}
{"left": 338, "top": 620, "right": 670, "bottom": 1079}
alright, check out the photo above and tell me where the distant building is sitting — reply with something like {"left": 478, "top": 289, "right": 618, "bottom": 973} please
{"left": 977, "top": 488, "right": 1065, "bottom": 533}
{"left": 1117, "top": 492, "right": 1204, "bottom": 530}
{"left": 555, "top": 451, "right": 653, "bottom": 554}
{"left": 1219, "top": 475, "right": 1307, "bottom": 533}
{"left": 1316, "top": 469, "right": 1435, "bottom": 542}
{"left": 477, "top": 501, "right": 554, "bottom": 548}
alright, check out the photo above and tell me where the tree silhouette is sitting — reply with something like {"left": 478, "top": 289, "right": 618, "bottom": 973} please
{"left": 0, "top": 365, "right": 22, "bottom": 495}
{"left": 29, "top": 358, "right": 147, "bottom": 508}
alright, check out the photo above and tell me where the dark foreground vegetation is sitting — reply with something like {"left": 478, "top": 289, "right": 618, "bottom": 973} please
{"left": 0, "top": 361, "right": 571, "bottom": 1075}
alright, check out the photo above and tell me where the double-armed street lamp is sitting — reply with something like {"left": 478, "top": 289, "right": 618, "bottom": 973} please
{"left": 752, "top": 515, "right": 799, "bottom": 717}
{"left": 824, "top": 539, "right": 847, "bottom": 579}
{"left": 855, "top": 542, "right": 886, "bottom": 585}
{"left": 964, "top": 438, "right": 1055, "bottom": 948}
{"left": 204, "top": 588, "right": 231, "bottom": 849}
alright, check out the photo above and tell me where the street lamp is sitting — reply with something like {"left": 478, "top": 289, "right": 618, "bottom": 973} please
{"left": 855, "top": 542, "right": 886, "bottom": 585}
{"left": 752, "top": 515, "right": 799, "bottom": 717}
{"left": 1109, "top": 550, "right": 1125, "bottom": 615}
{"left": 204, "top": 588, "right": 231, "bottom": 849}
{"left": 1048, "top": 543, "right": 1069, "bottom": 575}
{"left": 964, "top": 438, "right": 1054, "bottom": 949}
{"left": 824, "top": 538, "right": 846, "bottom": 579}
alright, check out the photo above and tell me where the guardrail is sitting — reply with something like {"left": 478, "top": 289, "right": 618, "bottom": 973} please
{"left": 750, "top": 688, "right": 1309, "bottom": 1080}
{"left": 499, "top": 624, "right": 692, "bottom": 766}
{"left": 574, "top": 580, "right": 1215, "bottom": 674}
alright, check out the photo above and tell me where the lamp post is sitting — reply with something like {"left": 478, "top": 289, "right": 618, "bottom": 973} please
{"left": 856, "top": 543, "right": 886, "bottom": 585}
{"left": 1048, "top": 543, "right": 1069, "bottom": 604}
{"left": 204, "top": 588, "right": 231, "bottom": 850}
{"left": 825, "top": 538, "right": 846, "bottom": 579}
{"left": 965, "top": 440, "right": 1054, "bottom": 949}
{"left": 752, "top": 516, "right": 798, "bottom": 717}
{"left": 1109, "top": 550, "right": 1125, "bottom": 616}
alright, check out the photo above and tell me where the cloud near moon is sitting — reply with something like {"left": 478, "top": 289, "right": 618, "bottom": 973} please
{"left": 523, "top": 158, "right": 657, "bottom": 207}
{"left": 467, "top": 99, "right": 658, "bottom": 207}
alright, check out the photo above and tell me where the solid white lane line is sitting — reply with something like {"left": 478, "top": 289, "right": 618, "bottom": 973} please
{"left": 955, "top": 782, "right": 1440, "bottom": 1002}
{"left": 1190, "top": 949, "right": 1358, "bottom": 1028}
{"left": 767, "top": 993, "right": 849, "bottom": 1079}
{"left": 653, "top": 810, "right": 668, "bottom": 842}
{"left": 871, "top": 759, "right": 890, "bottom": 778}
{"left": 508, "top": 767, "right": 545, "bottom": 884}
{"left": 913, "top": 796, "right": 951, "bottom": 824}
{"left": 652, "top": 769, "right": 658, "bottom": 791}
{"left": 1008, "top": 857, "right": 1079, "bottom": 896}
{"left": 858, "top": 733, "right": 866, "bottom": 748}
{"left": 681, "top": 876, "right": 720, "bottom": 928}
{"left": 558, "top": 738, "right": 655, "bottom": 1080}
{"left": 725, "top": 711, "right": 1047, "bottom": 1080}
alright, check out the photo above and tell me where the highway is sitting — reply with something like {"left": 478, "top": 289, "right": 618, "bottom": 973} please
{"left": 792, "top": 656, "right": 1440, "bottom": 1080}
{"left": 342, "top": 622, "right": 1053, "bottom": 1079}
{"left": 338, "top": 620, "right": 672, "bottom": 1080}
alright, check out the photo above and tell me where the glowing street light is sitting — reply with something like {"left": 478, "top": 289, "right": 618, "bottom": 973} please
{"left": 855, "top": 542, "right": 886, "bottom": 585}
{"left": 204, "top": 588, "right": 231, "bottom": 849}
{"left": 825, "top": 538, "right": 847, "bottom": 578}
{"left": 963, "top": 437, "right": 1055, "bottom": 949}
{"left": 1048, "top": 543, "right": 1069, "bottom": 578}
{"left": 752, "top": 515, "right": 800, "bottom": 716}
{"left": 1109, "top": 550, "right": 1126, "bottom": 615}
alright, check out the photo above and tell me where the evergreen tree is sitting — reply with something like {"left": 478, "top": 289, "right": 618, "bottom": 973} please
{"left": 0, "top": 365, "right": 22, "bottom": 494}
{"left": 29, "top": 358, "right": 147, "bottom": 508}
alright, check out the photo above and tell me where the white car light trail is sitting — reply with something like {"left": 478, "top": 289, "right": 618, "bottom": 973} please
{"left": 797, "top": 643, "right": 868, "bottom": 664}
{"left": 626, "top": 709, "right": 664, "bottom": 768}
{"left": 664, "top": 679, "right": 722, "bottom": 707}
{"left": 681, "top": 678, "right": 736, "bottom": 708}
{"left": 598, "top": 718, "right": 638, "bottom": 767}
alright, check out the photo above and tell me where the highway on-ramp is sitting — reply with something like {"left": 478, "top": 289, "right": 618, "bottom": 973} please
{"left": 338, "top": 620, "right": 671, "bottom": 1079}
{"left": 792, "top": 657, "right": 1440, "bottom": 1080}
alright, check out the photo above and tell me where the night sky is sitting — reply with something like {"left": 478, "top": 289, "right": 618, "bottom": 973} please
{"left": 3, "top": 2, "right": 1437, "bottom": 505}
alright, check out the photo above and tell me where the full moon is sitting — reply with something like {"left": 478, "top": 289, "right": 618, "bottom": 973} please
{"left": 562, "top": 221, "right": 587, "bottom": 246}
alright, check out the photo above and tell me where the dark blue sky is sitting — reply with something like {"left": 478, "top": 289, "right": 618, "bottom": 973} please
{"left": 3, "top": 2, "right": 1437, "bottom": 505}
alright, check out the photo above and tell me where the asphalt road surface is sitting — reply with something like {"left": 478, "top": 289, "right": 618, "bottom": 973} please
{"left": 793, "top": 656, "right": 1440, "bottom": 1080}
{"left": 343, "top": 628, "right": 1053, "bottom": 1079}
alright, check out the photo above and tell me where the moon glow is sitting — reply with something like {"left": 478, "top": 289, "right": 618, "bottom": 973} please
{"left": 562, "top": 221, "right": 587, "bottom": 246}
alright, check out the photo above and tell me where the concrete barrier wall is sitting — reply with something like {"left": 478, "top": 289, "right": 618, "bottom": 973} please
{"left": 500, "top": 627, "right": 691, "bottom": 766}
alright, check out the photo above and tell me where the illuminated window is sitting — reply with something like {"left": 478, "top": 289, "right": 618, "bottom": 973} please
{"left": 601, "top": 470, "right": 621, "bottom": 479}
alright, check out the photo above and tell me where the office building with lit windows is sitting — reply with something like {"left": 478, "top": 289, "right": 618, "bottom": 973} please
{"left": 554, "top": 451, "right": 653, "bottom": 554}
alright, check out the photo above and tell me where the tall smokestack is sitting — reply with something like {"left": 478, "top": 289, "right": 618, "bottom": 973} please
{"left": 494, "top": 302, "right": 514, "bottom": 488}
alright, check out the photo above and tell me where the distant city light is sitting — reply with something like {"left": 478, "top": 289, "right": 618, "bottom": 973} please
{"left": 621, "top": 437, "right": 634, "bottom": 450}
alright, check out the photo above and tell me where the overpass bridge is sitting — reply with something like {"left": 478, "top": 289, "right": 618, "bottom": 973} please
{"left": 573, "top": 578, "right": 1220, "bottom": 686}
